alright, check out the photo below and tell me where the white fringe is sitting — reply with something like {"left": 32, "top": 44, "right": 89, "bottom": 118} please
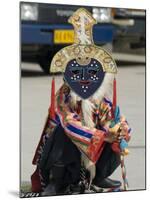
{"left": 92, "top": 73, "right": 114, "bottom": 102}
{"left": 70, "top": 73, "right": 114, "bottom": 128}
{"left": 69, "top": 73, "right": 115, "bottom": 185}
{"left": 81, "top": 100, "right": 95, "bottom": 128}
{"left": 81, "top": 153, "right": 96, "bottom": 187}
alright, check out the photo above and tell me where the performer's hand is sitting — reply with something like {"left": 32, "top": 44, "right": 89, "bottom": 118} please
{"left": 117, "top": 122, "right": 130, "bottom": 142}
{"left": 106, "top": 122, "right": 130, "bottom": 143}
{"left": 117, "top": 130, "right": 126, "bottom": 141}
{"left": 104, "top": 132, "right": 118, "bottom": 143}
{"left": 119, "top": 122, "right": 131, "bottom": 142}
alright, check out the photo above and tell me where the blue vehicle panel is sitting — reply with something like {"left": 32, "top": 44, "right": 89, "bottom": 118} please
{"left": 21, "top": 24, "right": 114, "bottom": 45}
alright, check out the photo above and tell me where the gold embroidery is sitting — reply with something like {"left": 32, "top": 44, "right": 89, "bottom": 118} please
{"left": 50, "top": 8, "right": 117, "bottom": 74}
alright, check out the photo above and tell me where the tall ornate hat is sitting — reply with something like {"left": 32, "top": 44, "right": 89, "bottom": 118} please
{"left": 50, "top": 8, "right": 117, "bottom": 74}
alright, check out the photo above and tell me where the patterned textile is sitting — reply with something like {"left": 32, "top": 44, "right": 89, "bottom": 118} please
{"left": 31, "top": 84, "right": 131, "bottom": 192}
{"left": 55, "top": 84, "right": 131, "bottom": 163}
{"left": 32, "top": 84, "right": 131, "bottom": 165}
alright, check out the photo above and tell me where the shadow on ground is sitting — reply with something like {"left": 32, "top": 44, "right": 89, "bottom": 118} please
{"left": 8, "top": 190, "right": 19, "bottom": 197}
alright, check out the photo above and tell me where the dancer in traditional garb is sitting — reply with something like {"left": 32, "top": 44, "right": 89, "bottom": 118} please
{"left": 31, "top": 8, "right": 131, "bottom": 195}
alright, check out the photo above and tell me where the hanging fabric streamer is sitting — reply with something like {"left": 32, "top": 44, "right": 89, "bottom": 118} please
{"left": 111, "top": 77, "right": 117, "bottom": 119}
{"left": 49, "top": 77, "right": 55, "bottom": 119}
{"left": 112, "top": 76, "right": 129, "bottom": 191}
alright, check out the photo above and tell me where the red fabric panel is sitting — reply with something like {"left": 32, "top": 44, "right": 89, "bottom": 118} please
{"left": 31, "top": 167, "right": 42, "bottom": 193}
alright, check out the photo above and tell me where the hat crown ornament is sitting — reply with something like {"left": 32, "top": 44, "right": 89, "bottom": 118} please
{"left": 50, "top": 8, "right": 117, "bottom": 74}
{"left": 68, "top": 8, "right": 96, "bottom": 45}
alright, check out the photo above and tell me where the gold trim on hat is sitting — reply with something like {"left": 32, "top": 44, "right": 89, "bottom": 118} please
{"left": 50, "top": 8, "right": 117, "bottom": 74}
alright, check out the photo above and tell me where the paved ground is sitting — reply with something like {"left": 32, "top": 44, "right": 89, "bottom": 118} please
{"left": 21, "top": 62, "right": 145, "bottom": 191}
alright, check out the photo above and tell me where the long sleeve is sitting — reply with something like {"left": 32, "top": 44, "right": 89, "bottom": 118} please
{"left": 55, "top": 86, "right": 105, "bottom": 163}
{"left": 99, "top": 97, "right": 131, "bottom": 153}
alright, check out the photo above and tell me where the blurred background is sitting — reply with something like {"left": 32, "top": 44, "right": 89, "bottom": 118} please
{"left": 20, "top": 2, "right": 146, "bottom": 196}
{"left": 21, "top": 2, "right": 145, "bottom": 73}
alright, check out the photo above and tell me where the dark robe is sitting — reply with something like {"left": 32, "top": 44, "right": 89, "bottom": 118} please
{"left": 38, "top": 124, "right": 120, "bottom": 193}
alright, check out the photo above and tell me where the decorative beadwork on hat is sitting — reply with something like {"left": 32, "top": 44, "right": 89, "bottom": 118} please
{"left": 50, "top": 8, "right": 117, "bottom": 74}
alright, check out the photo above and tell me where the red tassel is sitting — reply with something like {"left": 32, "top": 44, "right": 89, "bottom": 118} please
{"left": 49, "top": 77, "right": 55, "bottom": 119}
{"left": 112, "top": 77, "right": 117, "bottom": 118}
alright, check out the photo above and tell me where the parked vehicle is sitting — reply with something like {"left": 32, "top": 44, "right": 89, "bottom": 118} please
{"left": 21, "top": 2, "right": 114, "bottom": 73}
{"left": 112, "top": 8, "right": 146, "bottom": 54}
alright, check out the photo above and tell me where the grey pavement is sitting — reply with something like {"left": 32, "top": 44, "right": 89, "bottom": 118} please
{"left": 21, "top": 62, "right": 145, "bottom": 191}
